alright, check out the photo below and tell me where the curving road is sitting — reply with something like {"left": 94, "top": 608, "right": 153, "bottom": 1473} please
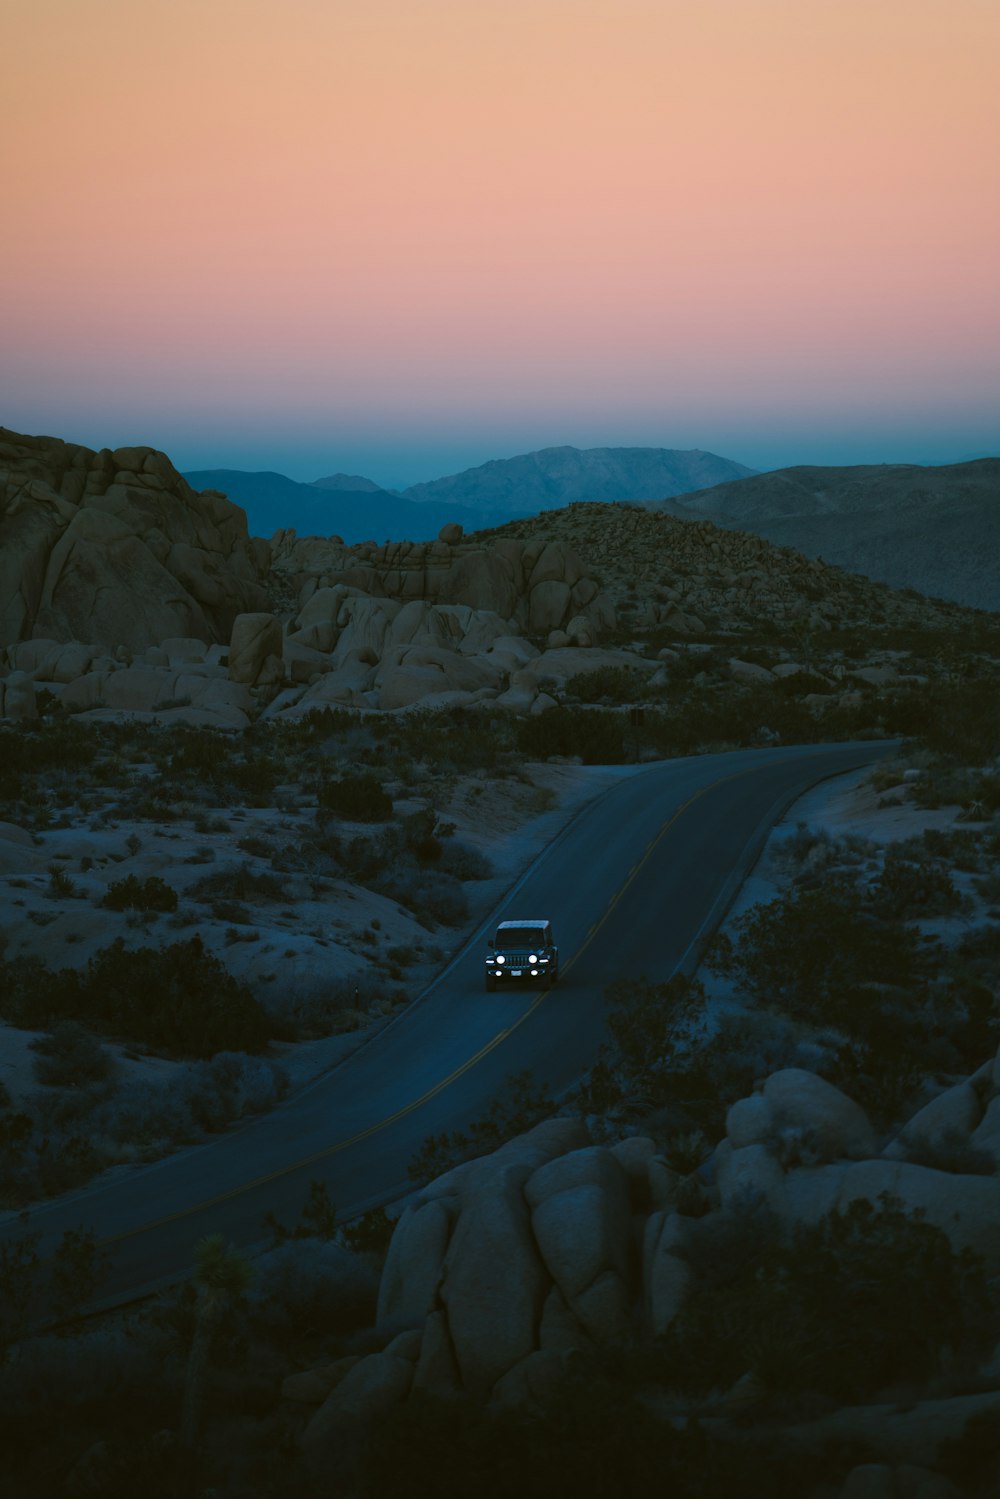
{"left": 3, "top": 740, "right": 896, "bottom": 1307}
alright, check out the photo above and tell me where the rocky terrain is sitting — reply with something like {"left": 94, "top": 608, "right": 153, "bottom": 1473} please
{"left": 0, "top": 428, "right": 268, "bottom": 652}
{"left": 654, "top": 459, "right": 1000, "bottom": 612}
{"left": 2, "top": 425, "right": 1000, "bottom": 1495}
{"left": 4, "top": 423, "right": 972, "bottom": 734}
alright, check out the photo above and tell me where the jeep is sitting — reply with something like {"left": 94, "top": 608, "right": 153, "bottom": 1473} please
{"left": 485, "top": 919, "right": 559, "bottom": 992}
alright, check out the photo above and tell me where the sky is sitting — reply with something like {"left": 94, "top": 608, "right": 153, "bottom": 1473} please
{"left": 3, "top": 0, "right": 998, "bottom": 488}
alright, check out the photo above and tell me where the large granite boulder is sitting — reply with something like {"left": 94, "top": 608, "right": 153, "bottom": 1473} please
{"left": 0, "top": 428, "right": 268, "bottom": 650}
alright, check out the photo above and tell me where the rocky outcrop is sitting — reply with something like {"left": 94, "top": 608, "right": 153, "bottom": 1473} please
{"left": 332, "top": 1038, "right": 1000, "bottom": 1429}
{"left": 269, "top": 529, "right": 616, "bottom": 643}
{"left": 0, "top": 427, "right": 268, "bottom": 650}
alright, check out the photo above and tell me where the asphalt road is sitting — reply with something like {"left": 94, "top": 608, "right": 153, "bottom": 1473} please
{"left": 2, "top": 740, "right": 896, "bottom": 1307}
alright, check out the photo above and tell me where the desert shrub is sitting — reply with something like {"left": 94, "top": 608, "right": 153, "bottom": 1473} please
{"left": 101, "top": 874, "right": 178, "bottom": 913}
{"left": 517, "top": 706, "right": 628, "bottom": 764}
{"left": 565, "top": 666, "right": 653, "bottom": 705}
{"left": 187, "top": 862, "right": 285, "bottom": 904}
{"left": 719, "top": 875, "right": 925, "bottom": 1031}
{"left": 262, "top": 976, "right": 394, "bottom": 1041}
{"left": 184, "top": 1052, "right": 289, "bottom": 1131}
{"left": 318, "top": 772, "right": 393, "bottom": 823}
{"left": 380, "top": 869, "right": 469, "bottom": 928}
{"left": 409, "top": 1070, "right": 557, "bottom": 1184}
{"left": 341, "top": 1205, "right": 394, "bottom": 1258}
{"left": 436, "top": 840, "right": 493, "bottom": 881}
{"left": 264, "top": 1178, "right": 339, "bottom": 1245}
{"left": 0, "top": 938, "right": 269, "bottom": 1057}
{"left": 0, "top": 1224, "right": 108, "bottom": 1354}
{"left": 873, "top": 845, "right": 966, "bottom": 920}
{"left": 661, "top": 1194, "right": 996, "bottom": 1401}
{"left": 30, "top": 1022, "right": 117, "bottom": 1088}
{"left": 380, "top": 705, "right": 517, "bottom": 777}
{"left": 247, "top": 1239, "right": 379, "bottom": 1340}
{"left": 365, "top": 1376, "right": 816, "bottom": 1499}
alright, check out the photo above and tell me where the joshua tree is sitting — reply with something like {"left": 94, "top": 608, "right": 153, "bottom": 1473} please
{"left": 179, "top": 1234, "right": 254, "bottom": 1451}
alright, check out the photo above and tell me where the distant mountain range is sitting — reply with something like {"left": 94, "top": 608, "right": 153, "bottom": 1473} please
{"left": 182, "top": 445, "right": 754, "bottom": 543}
{"left": 400, "top": 445, "right": 756, "bottom": 510}
{"left": 181, "top": 468, "right": 496, "bottom": 545}
{"left": 654, "top": 459, "right": 1000, "bottom": 612}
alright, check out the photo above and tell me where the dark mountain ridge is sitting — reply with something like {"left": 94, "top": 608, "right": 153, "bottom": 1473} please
{"left": 653, "top": 459, "right": 1000, "bottom": 611}
{"left": 401, "top": 444, "right": 755, "bottom": 509}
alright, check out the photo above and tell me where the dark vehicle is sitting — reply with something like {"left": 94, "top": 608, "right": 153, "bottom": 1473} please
{"left": 485, "top": 919, "right": 559, "bottom": 992}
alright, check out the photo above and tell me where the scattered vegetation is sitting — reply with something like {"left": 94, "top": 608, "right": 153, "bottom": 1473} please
{"left": 0, "top": 936, "right": 269, "bottom": 1056}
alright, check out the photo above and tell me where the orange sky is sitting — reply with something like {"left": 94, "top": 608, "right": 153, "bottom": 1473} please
{"left": 3, "top": 0, "right": 998, "bottom": 480}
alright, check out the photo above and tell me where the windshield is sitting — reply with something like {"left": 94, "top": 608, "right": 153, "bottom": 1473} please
{"left": 496, "top": 926, "right": 548, "bottom": 947}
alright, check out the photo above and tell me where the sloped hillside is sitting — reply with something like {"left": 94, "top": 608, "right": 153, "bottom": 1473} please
{"left": 478, "top": 501, "right": 974, "bottom": 636}
{"left": 0, "top": 428, "right": 269, "bottom": 650}
{"left": 653, "top": 459, "right": 1000, "bottom": 611}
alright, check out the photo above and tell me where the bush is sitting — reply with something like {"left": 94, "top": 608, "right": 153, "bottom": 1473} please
{"left": 101, "top": 875, "right": 178, "bottom": 913}
{"left": 188, "top": 862, "right": 285, "bottom": 904}
{"left": 0, "top": 938, "right": 270, "bottom": 1057}
{"left": 247, "top": 1239, "right": 379, "bottom": 1340}
{"left": 30, "top": 1023, "right": 117, "bottom": 1088}
{"left": 719, "top": 875, "right": 925, "bottom": 1032}
{"left": 318, "top": 772, "right": 393, "bottom": 823}
{"left": 409, "top": 1071, "right": 557, "bottom": 1184}
{"left": 661, "top": 1194, "right": 997, "bottom": 1401}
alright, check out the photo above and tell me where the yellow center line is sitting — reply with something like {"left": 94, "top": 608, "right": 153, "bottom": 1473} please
{"left": 101, "top": 762, "right": 768, "bottom": 1248}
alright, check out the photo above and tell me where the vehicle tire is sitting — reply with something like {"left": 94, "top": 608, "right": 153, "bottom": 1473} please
{"left": 485, "top": 974, "right": 496, "bottom": 992}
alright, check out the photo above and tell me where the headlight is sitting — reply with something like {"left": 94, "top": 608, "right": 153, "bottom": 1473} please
{"left": 496, "top": 954, "right": 505, "bottom": 964}
{"left": 530, "top": 968, "right": 538, "bottom": 976}
{"left": 529, "top": 954, "right": 537, "bottom": 964}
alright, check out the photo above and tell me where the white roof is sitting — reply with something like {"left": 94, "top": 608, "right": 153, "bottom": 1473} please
{"left": 497, "top": 919, "right": 549, "bottom": 929}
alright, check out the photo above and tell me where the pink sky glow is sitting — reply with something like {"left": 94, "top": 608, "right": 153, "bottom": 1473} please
{"left": 3, "top": 0, "right": 998, "bottom": 483}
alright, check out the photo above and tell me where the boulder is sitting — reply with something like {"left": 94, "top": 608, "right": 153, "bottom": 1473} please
{"left": 0, "top": 428, "right": 267, "bottom": 649}
{"left": 643, "top": 1212, "right": 692, "bottom": 1336}
{"left": 783, "top": 1158, "right": 1000, "bottom": 1272}
{"left": 727, "top": 1069, "right": 876, "bottom": 1162}
{"left": 301, "top": 1349, "right": 414, "bottom": 1458}
{"left": 888, "top": 1081, "right": 982, "bottom": 1158}
{"left": 376, "top": 1197, "right": 454, "bottom": 1337}
{"left": 411, "top": 1309, "right": 461, "bottom": 1397}
{"left": 971, "top": 1094, "right": 1000, "bottom": 1163}
{"left": 492, "top": 1349, "right": 567, "bottom": 1408}
{"left": 528, "top": 580, "right": 572, "bottom": 633}
{"left": 537, "top": 1285, "right": 591, "bottom": 1355}
{"left": 438, "top": 522, "right": 463, "bottom": 545}
{"left": 228, "top": 612, "right": 283, "bottom": 686}
{"left": 729, "top": 657, "right": 774, "bottom": 683}
{"left": 439, "top": 1161, "right": 548, "bottom": 1393}
{"left": 714, "top": 1141, "right": 787, "bottom": 1213}
{"left": 2, "top": 670, "right": 36, "bottom": 721}
{"left": 839, "top": 1466, "right": 896, "bottom": 1499}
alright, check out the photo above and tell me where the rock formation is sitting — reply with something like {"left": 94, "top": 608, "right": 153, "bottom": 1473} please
{"left": 0, "top": 428, "right": 269, "bottom": 651}
{"left": 292, "top": 1037, "right": 1000, "bottom": 1457}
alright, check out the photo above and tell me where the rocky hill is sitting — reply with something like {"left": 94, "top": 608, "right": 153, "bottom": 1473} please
{"left": 402, "top": 444, "right": 755, "bottom": 512}
{"left": 477, "top": 501, "right": 972, "bottom": 637}
{"left": 0, "top": 428, "right": 268, "bottom": 651}
{"left": 0, "top": 426, "right": 985, "bottom": 730}
{"left": 652, "top": 459, "right": 1000, "bottom": 611}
